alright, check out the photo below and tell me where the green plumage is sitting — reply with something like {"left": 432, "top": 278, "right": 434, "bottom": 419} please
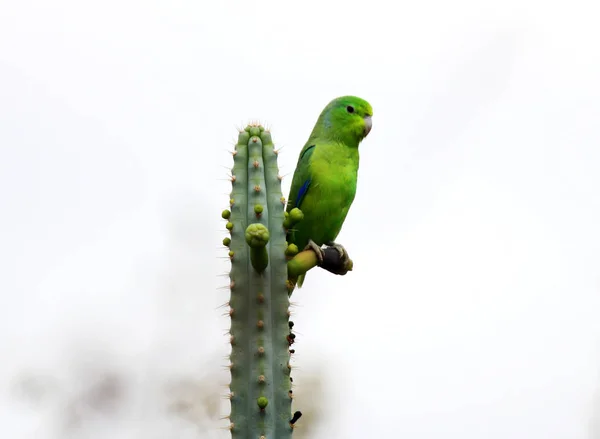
{"left": 286, "top": 96, "right": 373, "bottom": 286}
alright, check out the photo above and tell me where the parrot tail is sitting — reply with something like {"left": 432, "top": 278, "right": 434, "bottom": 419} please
{"left": 296, "top": 274, "right": 306, "bottom": 288}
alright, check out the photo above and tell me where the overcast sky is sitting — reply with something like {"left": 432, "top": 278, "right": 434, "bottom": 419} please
{"left": 1, "top": 0, "right": 599, "bottom": 438}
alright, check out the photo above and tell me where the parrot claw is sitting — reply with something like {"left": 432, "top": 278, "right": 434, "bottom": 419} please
{"left": 325, "top": 241, "right": 350, "bottom": 265}
{"left": 304, "top": 239, "right": 325, "bottom": 265}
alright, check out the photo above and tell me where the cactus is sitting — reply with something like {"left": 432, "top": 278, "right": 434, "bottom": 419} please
{"left": 222, "top": 123, "right": 353, "bottom": 438}
{"left": 223, "top": 124, "right": 296, "bottom": 438}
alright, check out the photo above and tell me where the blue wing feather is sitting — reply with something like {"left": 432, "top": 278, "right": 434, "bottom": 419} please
{"left": 295, "top": 180, "right": 311, "bottom": 208}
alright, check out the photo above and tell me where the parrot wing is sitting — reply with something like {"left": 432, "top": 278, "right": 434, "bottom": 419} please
{"left": 286, "top": 144, "right": 315, "bottom": 212}
{"left": 286, "top": 143, "right": 316, "bottom": 289}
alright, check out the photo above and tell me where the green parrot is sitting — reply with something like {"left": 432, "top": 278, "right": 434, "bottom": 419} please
{"left": 286, "top": 96, "right": 373, "bottom": 287}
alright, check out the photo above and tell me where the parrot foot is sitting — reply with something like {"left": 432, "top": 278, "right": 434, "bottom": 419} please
{"left": 325, "top": 241, "right": 350, "bottom": 265}
{"left": 304, "top": 239, "right": 325, "bottom": 265}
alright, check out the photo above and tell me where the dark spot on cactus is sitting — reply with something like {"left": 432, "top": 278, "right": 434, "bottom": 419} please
{"left": 288, "top": 390, "right": 293, "bottom": 397}
{"left": 231, "top": 175, "right": 236, "bottom": 182}
{"left": 289, "top": 349, "right": 295, "bottom": 354}
{"left": 290, "top": 377, "right": 293, "bottom": 382}
{"left": 288, "top": 321, "right": 294, "bottom": 329}
{"left": 289, "top": 333, "right": 295, "bottom": 340}
{"left": 290, "top": 411, "right": 303, "bottom": 425}
{"left": 257, "top": 320, "right": 264, "bottom": 329}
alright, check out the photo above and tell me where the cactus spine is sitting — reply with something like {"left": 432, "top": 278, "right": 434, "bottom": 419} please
{"left": 223, "top": 124, "right": 296, "bottom": 438}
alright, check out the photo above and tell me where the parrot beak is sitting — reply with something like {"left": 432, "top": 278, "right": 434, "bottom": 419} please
{"left": 363, "top": 115, "right": 372, "bottom": 136}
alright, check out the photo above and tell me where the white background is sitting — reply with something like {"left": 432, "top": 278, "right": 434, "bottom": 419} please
{"left": 1, "top": 1, "right": 599, "bottom": 438}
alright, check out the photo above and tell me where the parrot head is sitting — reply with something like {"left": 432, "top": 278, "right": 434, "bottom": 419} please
{"left": 315, "top": 96, "right": 373, "bottom": 146}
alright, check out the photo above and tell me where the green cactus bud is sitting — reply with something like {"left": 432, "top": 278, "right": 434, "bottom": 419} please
{"left": 222, "top": 209, "right": 231, "bottom": 219}
{"left": 288, "top": 208, "right": 303, "bottom": 224}
{"left": 226, "top": 221, "right": 234, "bottom": 231}
{"left": 223, "top": 237, "right": 231, "bottom": 246}
{"left": 254, "top": 204, "right": 263, "bottom": 215}
{"left": 285, "top": 243, "right": 299, "bottom": 257}
{"left": 257, "top": 396, "right": 268, "bottom": 410}
{"left": 245, "top": 223, "right": 269, "bottom": 272}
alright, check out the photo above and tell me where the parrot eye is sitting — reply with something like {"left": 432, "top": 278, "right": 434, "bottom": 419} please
{"left": 346, "top": 105, "right": 355, "bottom": 113}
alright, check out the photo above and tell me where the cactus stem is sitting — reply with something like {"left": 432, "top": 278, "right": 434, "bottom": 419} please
{"left": 227, "top": 125, "right": 293, "bottom": 438}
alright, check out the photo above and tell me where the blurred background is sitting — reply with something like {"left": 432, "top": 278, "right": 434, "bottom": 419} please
{"left": 1, "top": 0, "right": 599, "bottom": 438}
